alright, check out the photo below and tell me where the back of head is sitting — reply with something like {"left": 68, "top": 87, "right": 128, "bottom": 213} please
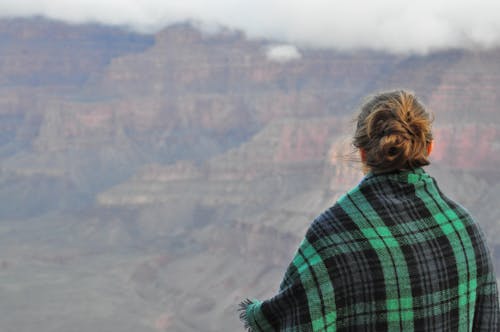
{"left": 353, "top": 90, "right": 433, "bottom": 174}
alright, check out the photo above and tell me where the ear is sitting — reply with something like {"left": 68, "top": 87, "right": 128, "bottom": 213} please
{"left": 359, "top": 148, "right": 370, "bottom": 174}
{"left": 359, "top": 148, "right": 367, "bottom": 162}
{"left": 427, "top": 140, "right": 433, "bottom": 156}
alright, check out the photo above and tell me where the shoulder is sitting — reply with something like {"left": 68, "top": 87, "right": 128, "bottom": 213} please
{"left": 305, "top": 190, "right": 362, "bottom": 245}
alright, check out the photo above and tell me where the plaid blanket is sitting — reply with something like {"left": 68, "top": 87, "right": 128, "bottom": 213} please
{"left": 239, "top": 168, "right": 499, "bottom": 331}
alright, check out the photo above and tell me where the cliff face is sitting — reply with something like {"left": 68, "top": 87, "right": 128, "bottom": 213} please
{"left": 0, "top": 17, "right": 153, "bottom": 87}
{"left": 1, "top": 18, "right": 500, "bottom": 332}
{"left": 432, "top": 124, "right": 500, "bottom": 170}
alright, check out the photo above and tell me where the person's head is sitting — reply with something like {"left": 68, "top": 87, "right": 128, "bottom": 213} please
{"left": 353, "top": 90, "right": 433, "bottom": 174}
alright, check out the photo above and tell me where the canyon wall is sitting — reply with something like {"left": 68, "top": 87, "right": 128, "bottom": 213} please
{"left": 0, "top": 18, "right": 499, "bottom": 332}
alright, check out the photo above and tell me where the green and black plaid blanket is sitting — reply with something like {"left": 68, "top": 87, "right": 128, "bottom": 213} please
{"left": 240, "top": 168, "right": 499, "bottom": 331}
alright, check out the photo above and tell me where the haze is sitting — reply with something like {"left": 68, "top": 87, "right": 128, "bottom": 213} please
{"left": 1, "top": 0, "right": 500, "bottom": 54}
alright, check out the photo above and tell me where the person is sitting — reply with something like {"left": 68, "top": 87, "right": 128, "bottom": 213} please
{"left": 239, "top": 90, "right": 499, "bottom": 331}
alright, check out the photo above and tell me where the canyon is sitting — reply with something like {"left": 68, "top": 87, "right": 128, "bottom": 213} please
{"left": 0, "top": 17, "right": 499, "bottom": 332}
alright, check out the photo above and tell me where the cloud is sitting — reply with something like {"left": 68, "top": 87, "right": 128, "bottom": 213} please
{"left": 1, "top": 0, "right": 500, "bottom": 54}
{"left": 266, "top": 45, "right": 302, "bottom": 62}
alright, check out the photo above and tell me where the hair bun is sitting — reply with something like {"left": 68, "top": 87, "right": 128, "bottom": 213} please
{"left": 353, "top": 90, "right": 433, "bottom": 173}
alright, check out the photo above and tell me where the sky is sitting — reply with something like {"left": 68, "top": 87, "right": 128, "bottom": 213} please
{"left": 1, "top": 0, "right": 500, "bottom": 54}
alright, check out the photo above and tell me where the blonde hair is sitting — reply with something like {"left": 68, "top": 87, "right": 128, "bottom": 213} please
{"left": 353, "top": 90, "right": 433, "bottom": 173}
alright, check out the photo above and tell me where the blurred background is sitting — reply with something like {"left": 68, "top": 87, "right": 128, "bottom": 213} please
{"left": 0, "top": 1, "right": 499, "bottom": 331}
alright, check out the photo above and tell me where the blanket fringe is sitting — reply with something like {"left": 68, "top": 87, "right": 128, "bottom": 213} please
{"left": 238, "top": 298, "right": 254, "bottom": 331}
